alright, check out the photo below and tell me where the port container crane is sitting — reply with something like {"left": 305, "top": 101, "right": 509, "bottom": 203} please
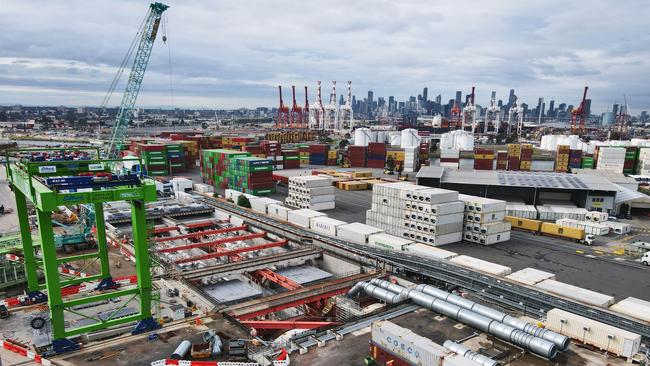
{"left": 276, "top": 86, "right": 290, "bottom": 129}
{"left": 290, "top": 85, "right": 303, "bottom": 129}
{"left": 570, "top": 86, "right": 589, "bottom": 135}
{"left": 462, "top": 86, "right": 477, "bottom": 134}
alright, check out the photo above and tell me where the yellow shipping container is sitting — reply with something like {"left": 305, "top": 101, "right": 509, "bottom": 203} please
{"left": 540, "top": 222, "right": 584, "bottom": 240}
{"left": 505, "top": 216, "right": 541, "bottom": 232}
{"left": 521, "top": 143, "right": 533, "bottom": 149}
{"left": 328, "top": 150, "right": 337, "bottom": 158}
{"left": 338, "top": 181, "right": 368, "bottom": 190}
{"left": 352, "top": 171, "right": 372, "bottom": 178}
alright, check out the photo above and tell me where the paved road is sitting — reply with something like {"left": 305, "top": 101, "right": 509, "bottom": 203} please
{"left": 444, "top": 231, "right": 650, "bottom": 301}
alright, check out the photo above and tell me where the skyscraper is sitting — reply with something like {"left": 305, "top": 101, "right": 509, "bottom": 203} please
{"left": 422, "top": 87, "right": 428, "bottom": 103}
{"left": 548, "top": 100, "right": 555, "bottom": 117}
{"left": 455, "top": 91, "right": 462, "bottom": 106}
{"left": 583, "top": 99, "right": 591, "bottom": 116}
{"left": 508, "top": 89, "right": 516, "bottom": 107}
{"left": 612, "top": 103, "right": 620, "bottom": 117}
{"left": 388, "top": 96, "right": 395, "bottom": 113}
{"left": 537, "top": 98, "right": 544, "bottom": 118}
{"left": 367, "top": 90, "right": 374, "bottom": 115}
{"left": 435, "top": 94, "right": 441, "bottom": 104}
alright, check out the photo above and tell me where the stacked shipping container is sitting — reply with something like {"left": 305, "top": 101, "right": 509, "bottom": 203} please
{"left": 519, "top": 143, "right": 533, "bottom": 171}
{"left": 285, "top": 175, "right": 335, "bottom": 210}
{"left": 308, "top": 144, "right": 329, "bottom": 165}
{"left": 569, "top": 149, "right": 583, "bottom": 170}
{"left": 200, "top": 149, "right": 251, "bottom": 188}
{"left": 282, "top": 150, "right": 300, "bottom": 169}
{"left": 367, "top": 142, "right": 387, "bottom": 169}
{"left": 440, "top": 149, "right": 460, "bottom": 169}
{"left": 473, "top": 147, "right": 494, "bottom": 170}
{"left": 348, "top": 145, "right": 367, "bottom": 167}
{"left": 595, "top": 146, "right": 626, "bottom": 173}
{"left": 507, "top": 144, "right": 521, "bottom": 171}
{"left": 623, "top": 146, "right": 637, "bottom": 174}
{"left": 555, "top": 145, "right": 570, "bottom": 172}
{"left": 227, "top": 156, "right": 275, "bottom": 195}
{"left": 366, "top": 183, "right": 464, "bottom": 246}
{"left": 496, "top": 151, "right": 508, "bottom": 170}
{"left": 459, "top": 194, "right": 511, "bottom": 245}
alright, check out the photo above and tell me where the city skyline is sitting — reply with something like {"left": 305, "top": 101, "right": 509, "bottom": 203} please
{"left": 1, "top": 0, "right": 649, "bottom": 113}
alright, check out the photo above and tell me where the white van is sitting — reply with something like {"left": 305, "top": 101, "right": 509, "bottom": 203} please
{"left": 642, "top": 252, "right": 650, "bottom": 266}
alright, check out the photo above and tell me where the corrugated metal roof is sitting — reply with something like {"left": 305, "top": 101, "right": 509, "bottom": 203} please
{"left": 203, "top": 279, "right": 263, "bottom": 304}
{"left": 422, "top": 168, "right": 618, "bottom": 192}
{"left": 613, "top": 183, "right": 647, "bottom": 204}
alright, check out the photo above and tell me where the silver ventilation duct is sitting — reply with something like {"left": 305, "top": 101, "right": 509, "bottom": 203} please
{"left": 413, "top": 283, "right": 570, "bottom": 350}
{"left": 443, "top": 340, "right": 500, "bottom": 366}
{"left": 358, "top": 280, "right": 558, "bottom": 359}
{"left": 347, "top": 282, "right": 405, "bottom": 304}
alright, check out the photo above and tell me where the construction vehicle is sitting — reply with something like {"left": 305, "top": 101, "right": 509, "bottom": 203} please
{"left": 53, "top": 206, "right": 96, "bottom": 253}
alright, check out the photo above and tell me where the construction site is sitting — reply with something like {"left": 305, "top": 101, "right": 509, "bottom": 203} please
{"left": 1, "top": 2, "right": 650, "bottom": 366}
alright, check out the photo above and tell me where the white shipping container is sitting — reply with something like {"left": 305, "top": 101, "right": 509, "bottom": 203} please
{"left": 431, "top": 222, "right": 464, "bottom": 235}
{"left": 458, "top": 194, "right": 507, "bottom": 214}
{"left": 506, "top": 204, "right": 538, "bottom": 219}
{"left": 371, "top": 321, "right": 449, "bottom": 366}
{"left": 431, "top": 231, "right": 463, "bottom": 246}
{"left": 267, "top": 204, "right": 290, "bottom": 221}
{"left": 310, "top": 216, "right": 346, "bottom": 237}
{"left": 545, "top": 308, "right": 641, "bottom": 358}
{"left": 534, "top": 280, "right": 615, "bottom": 307}
{"left": 450, "top": 255, "right": 512, "bottom": 276}
{"left": 431, "top": 213, "right": 465, "bottom": 225}
{"left": 506, "top": 268, "right": 555, "bottom": 286}
{"left": 299, "top": 186, "right": 336, "bottom": 195}
{"left": 225, "top": 188, "right": 242, "bottom": 202}
{"left": 411, "top": 188, "right": 459, "bottom": 204}
{"left": 287, "top": 209, "right": 327, "bottom": 228}
{"left": 250, "top": 197, "right": 281, "bottom": 214}
{"left": 474, "top": 231, "right": 511, "bottom": 245}
{"left": 430, "top": 201, "right": 465, "bottom": 215}
{"left": 368, "top": 233, "right": 413, "bottom": 251}
{"left": 601, "top": 221, "right": 631, "bottom": 234}
{"left": 465, "top": 211, "right": 506, "bottom": 224}
{"left": 609, "top": 297, "right": 650, "bottom": 323}
{"left": 337, "top": 222, "right": 384, "bottom": 244}
{"left": 443, "top": 354, "right": 483, "bottom": 366}
{"left": 474, "top": 221, "right": 511, "bottom": 235}
{"left": 192, "top": 183, "right": 214, "bottom": 194}
{"left": 309, "top": 201, "right": 336, "bottom": 211}
{"left": 586, "top": 211, "right": 609, "bottom": 222}
{"left": 289, "top": 175, "right": 332, "bottom": 188}
{"left": 404, "top": 243, "right": 458, "bottom": 260}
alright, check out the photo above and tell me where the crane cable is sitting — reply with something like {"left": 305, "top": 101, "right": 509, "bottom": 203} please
{"left": 162, "top": 13, "right": 175, "bottom": 110}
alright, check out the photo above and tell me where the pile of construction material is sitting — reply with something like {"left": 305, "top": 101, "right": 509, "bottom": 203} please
{"left": 365, "top": 182, "right": 464, "bottom": 246}
{"left": 459, "top": 195, "right": 511, "bottom": 245}
{"left": 285, "top": 175, "right": 335, "bottom": 210}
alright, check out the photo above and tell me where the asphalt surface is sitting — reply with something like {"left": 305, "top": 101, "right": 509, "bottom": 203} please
{"left": 444, "top": 231, "right": 650, "bottom": 301}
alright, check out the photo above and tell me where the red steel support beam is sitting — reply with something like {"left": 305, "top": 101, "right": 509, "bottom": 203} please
{"left": 240, "top": 320, "right": 340, "bottom": 330}
{"left": 156, "top": 225, "right": 247, "bottom": 243}
{"left": 174, "top": 240, "right": 288, "bottom": 264}
{"left": 183, "top": 219, "right": 226, "bottom": 229}
{"left": 254, "top": 268, "right": 302, "bottom": 291}
{"left": 159, "top": 232, "right": 266, "bottom": 254}
{"left": 153, "top": 226, "right": 179, "bottom": 234}
{"left": 236, "top": 287, "right": 352, "bottom": 320}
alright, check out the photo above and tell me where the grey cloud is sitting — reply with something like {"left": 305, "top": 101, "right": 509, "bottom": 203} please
{"left": 0, "top": 0, "right": 648, "bottom": 112}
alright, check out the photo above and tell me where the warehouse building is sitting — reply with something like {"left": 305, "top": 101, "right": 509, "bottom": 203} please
{"left": 416, "top": 166, "right": 627, "bottom": 214}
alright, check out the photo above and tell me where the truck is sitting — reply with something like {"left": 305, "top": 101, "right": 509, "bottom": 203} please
{"left": 642, "top": 252, "right": 650, "bottom": 266}
{"left": 506, "top": 216, "right": 595, "bottom": 245}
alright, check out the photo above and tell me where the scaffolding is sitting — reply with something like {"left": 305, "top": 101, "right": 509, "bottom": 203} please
{"left": 5, "top": 147, "right": 159, "bottom": 353}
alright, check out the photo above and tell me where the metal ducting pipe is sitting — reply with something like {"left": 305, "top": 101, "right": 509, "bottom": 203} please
{"left": 443, "top": 340, "right": 500, "bottom": 366}
{"left": 365, "top": 280, "right": 558, "bottom": 359}
{"left": 413, "top": 283, "right": 570, "bottom": 350}
{"left": 347, "top": 282, "right": 405, "bottom": 304}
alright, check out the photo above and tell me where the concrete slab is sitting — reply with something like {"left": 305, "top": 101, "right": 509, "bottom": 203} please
{"left": 275, "top": 265, "right": 332, "bottom": 286}
{"left": 202, "top": 279, "right": 263, "bottom": 304}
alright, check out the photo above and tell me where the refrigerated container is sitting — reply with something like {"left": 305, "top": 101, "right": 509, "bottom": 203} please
{"left": 450, "top": 255, "right": 511, "bottom": 276}
{"left": 249, "top": 197, "right": 282, "bottom": 215}
{"left": 430, "top": 201, "right": 465, "bottom": 215}
{"left": 506, "top": 268, "right": 555, "bottom": 286}
{"left": 371, "top": 321, "right": 449, "bottom": 366}
{"left": 534, "top": 279, "right": 614, "bottom": 307}
{"left": 403, "top": 243, "right": 458, "bottom": 260}
{"left": 506, "top": 204, "right": 538, "bottom": 219}
{"left": 545, "top": 308, "right": 641, "bottom": 358}
{"left": 310, "top": 216, "right": 346, "bottom": 237}
{"left": 586, "top": 211, "right": 609, "bottom": 222}
{"left": 287, "top": 208, "right": 326, "bottom": 228}
{"left": 458, "top": 194, "right": 507, "bottom": 213}
{"left": 609, "top": 297, "right": 650, "bottom": 323}
{"left": 337, "top": 222, "right": 383, "bottom": 245}
{"left": 474, "top": 221, "right": 512, "bottom": 235}
{"left": 368, "top": 233, "right": 413, "bottom": 251}
{"left": 267, "top": 204, "right": 290, "bottom": 221}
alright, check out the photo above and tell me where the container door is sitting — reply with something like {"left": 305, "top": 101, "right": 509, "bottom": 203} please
{"left": 622, "top": 338, "right": 635, "bottom": 357}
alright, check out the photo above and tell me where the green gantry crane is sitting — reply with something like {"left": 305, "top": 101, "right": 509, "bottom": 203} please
{"left": 4, "top": 2, "right": 169, "bottom": 354}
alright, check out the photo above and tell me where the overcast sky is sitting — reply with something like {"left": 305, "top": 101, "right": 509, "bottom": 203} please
{"left": 1, "top": 0, "right": 649, "bottom": 113}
